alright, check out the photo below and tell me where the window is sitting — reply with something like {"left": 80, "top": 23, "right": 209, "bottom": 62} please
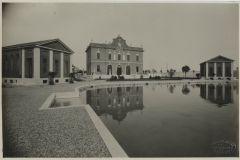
{"left": 10, "top": 55, "right": 13, "bottom": 71}
{"left": 217, "top": 63, "right": 222, "bottom": 76}
{"left": 136, "top": 55, "right": 139, "bottom": 61}
{"left": 127, "top": 55, "right": 130, "bottom": 61}
{"left": 97, "top": 89, "right": 101, "bottom": 94}
{"left": 136, "top": 67, "right": 139, "bottom": 72}
{"left": 97, "top": 52, "right": 100, "bottom": 59}
{"left": 43, "top": 58, "right": 47, "bottom": 73}
{"left": 109, "top": 53, "right": 111, "bottom": 60}
{"left": 108, "top": 98, "right": 111, "bottom": 105}
{"left": 208, "top": 63, "right": 214, "bottom": 75}
{"left": 118, "top": 54, "right": 121, "bottom": 60}
{"left": 225, "top": 63, "right": 231, "bottom": 76}
{"left": 55, "top": 60, "right": 58, "bottom": 74}
{"left": 97, "top": 65, "right": 100, "bottom": 72}
{"left": 5, "top": 56, "right": 8, "bottom": 70}
{"left": 65, "top": 61, "right": 68, "bottom": 74}
{"left": 16, "top": 54, "right": 19, "bottom": 70}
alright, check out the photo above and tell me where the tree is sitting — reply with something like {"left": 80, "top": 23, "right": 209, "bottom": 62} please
{"left": 152, "top": 69, "right": 156, "bottom": 76}
{"left": 182, "top": 65, "right": 190, "bottom": 78}
{"left": 167, "top": 69, "right": 176, "bottom": 78}
{"left": 182, "top": 85, "right": 190, "bottom": 95}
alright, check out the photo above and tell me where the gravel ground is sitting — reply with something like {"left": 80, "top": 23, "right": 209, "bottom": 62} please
{"left": 2, "top": 81, "right": 111, "bottom": 157}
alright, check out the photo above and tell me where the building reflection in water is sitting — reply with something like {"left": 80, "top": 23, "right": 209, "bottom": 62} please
{"left": 200, "top": 83, "right": 234, "bottom": 107}
{"left": 86, "top": 86, "right": 144, "bottom": 124}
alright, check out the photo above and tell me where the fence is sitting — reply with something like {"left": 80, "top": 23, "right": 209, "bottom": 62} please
{"left": 139, "top": 71, "right": 200, "bottom": 78}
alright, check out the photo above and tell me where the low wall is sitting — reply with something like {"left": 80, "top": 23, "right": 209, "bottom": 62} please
{"left": 2, "top": 77, "right": 71, "bottom": 85}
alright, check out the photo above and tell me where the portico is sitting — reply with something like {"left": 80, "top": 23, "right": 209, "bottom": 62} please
{"left": 2, "top": 39, "right": 74, "bottom": 85}
{"left": 200, "top": 55, "right": 234, "bottom": 80}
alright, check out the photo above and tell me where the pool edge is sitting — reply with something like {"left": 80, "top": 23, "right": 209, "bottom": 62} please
{"left": 83, "top": 104, "right": 129, "bottom": 158}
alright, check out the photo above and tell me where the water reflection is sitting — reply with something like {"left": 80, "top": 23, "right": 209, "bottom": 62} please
{"left": 87, "top": 86, "right": 144, "bottom": 124}
{"left": 169, "top": 85, "right": 175, "bottom": 93}
{"left": 182, "top": 85, "right": 190, "bottom": 95}
{"left": 200, "top": 84, "right": 233, "bottom": 107}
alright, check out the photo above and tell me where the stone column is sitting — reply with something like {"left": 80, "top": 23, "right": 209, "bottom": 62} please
{"left": 214, "top": 62, "right": 217, "bottom": 79}
{"left": 70, "top": 54, "right": 73, "bottom": 73}
{"left": 214, "top": 84, "right": 217, "bottom": 100}
{"left": 22, "top": 49, "right": 25, "bottom": 78}
{"left": 206, "top": 63, "right": 208, "bottom": 79}
{"left": 206, "top": 84, "right": 209, "bottom": 99}
{"left": 222, "top": 62, "right": 225, "bottom": 79}
{"left": 33, "top": 48, "right": 40, "bottom": 78}
{"left": 61, "top": 52, "right": 64, "bottom": 78}
{"left": 49, "top": 50, "right": 53, "bottom": 72}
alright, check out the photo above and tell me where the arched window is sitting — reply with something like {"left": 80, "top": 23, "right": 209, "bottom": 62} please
{"left": 118, "top": 53, "right": 121, "bottom": 60}
{"left": 127, "top": 53, "right": 130, "bottom": 61}
{"left": 97, "top": 51, "right": 100, "bottom": 59}
{"left": 136, "top": 54, "right": 139, "bottom": 61}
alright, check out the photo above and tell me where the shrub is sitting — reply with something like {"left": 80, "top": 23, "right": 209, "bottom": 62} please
{"left": 99, "top": 76, "right": 101, "bottom": 80}
{"left": 114, "top": 76, "right": 117, "bottom": 80}
{"left": 140, "top": 75, "right": 143, "bottom": 79}
{"left": 48, "top": 72, "right": 56, "bottom": 85}
{"left": 122, "top": 76, "right": 125, "bottom": 80}
{"left": 111, "top": 75, "right": 114, "bottom": 80}
{"left": 196, "top": 73, "right": 200, "bottom": 78}
{"left": 210, "top": 78, "right": 213, "bottom": 80}
{"left": 149, "top": 76, "right": 152, "bottom": 79}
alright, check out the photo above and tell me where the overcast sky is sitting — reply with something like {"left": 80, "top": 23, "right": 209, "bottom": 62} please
{"left": 2, "top": 3, "right": 239, "bottom": 72}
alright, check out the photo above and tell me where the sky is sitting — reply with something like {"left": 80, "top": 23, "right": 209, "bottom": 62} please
{"left": 2, "top": 3, "right": 239, "bottom": 72}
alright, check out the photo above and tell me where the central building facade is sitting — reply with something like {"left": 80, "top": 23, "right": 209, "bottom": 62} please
{"left": 85, "top": 35, "right": 144, "bottom": 78}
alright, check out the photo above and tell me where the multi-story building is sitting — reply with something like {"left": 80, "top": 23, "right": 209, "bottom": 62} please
{"left": 85, "top": 35, "right": 144, "bottom": 78}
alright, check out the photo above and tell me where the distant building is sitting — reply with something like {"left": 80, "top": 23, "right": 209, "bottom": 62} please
{"left": 2, "top": 39, "right": 74, "bottom": 85}
{"left": 200, "top": 55, "right": 234, "bottom": 79}
{"left": 85, "top": 35, "right": 144, "bottom": 78}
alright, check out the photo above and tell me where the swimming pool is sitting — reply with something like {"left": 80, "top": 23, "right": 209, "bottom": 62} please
{"left": 80, "top": 83, "right": 239, "bottom": 157}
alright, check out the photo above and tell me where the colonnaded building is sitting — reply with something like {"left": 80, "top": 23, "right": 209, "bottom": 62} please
{"left": 200, "top": 55, "right": 234, "bottom": 80}
{"left": 85, "top": 35, "right": 144, "bottom": 78}
{"left": 2, "top": 39, "right": 74, "bottom": 85}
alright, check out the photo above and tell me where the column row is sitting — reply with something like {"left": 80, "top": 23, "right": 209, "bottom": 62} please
{"left": 21, "top": 48, "right": 68, "bottom": 79}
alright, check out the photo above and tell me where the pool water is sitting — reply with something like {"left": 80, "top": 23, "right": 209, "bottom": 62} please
{"left": 80, "top": 83, "right": 239, "bottom": 157}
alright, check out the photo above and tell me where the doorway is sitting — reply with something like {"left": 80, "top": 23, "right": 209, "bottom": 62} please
{"left": 117, "top": 65, "right": 122, "bottom": 75}
{"left": 27, "top": 58, "right": 33, "bottom": 78}
{"left": 126, "top": 65, "right": 131, "bottom": 75}
{"left": 107, "top": 65, "right": 112, "bottom": 75}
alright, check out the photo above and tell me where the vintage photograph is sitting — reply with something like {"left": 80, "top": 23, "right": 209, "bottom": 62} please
{"left": 2, "top": 2, "right": 239, "bottom": 158}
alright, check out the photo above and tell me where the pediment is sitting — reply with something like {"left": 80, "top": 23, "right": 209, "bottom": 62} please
{"left": 39, "top": 40, "right": 72, "bottom": 53}
{"left": 207, "top": 55, "right": 234, "bottom": 62}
